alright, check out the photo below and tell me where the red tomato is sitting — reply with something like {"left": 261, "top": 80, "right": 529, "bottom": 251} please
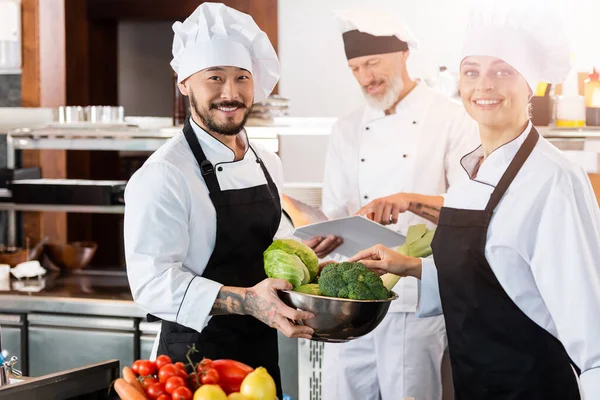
{"left": 131, "top": 360, "right": 144, "bottom": 375}
{"left": 196, "top": 358, "right": 214, "bottom": 373}
{"left": 140, "top": 376, "right": 159, "bottom": 390}
{"left": 158, "top": 364, "right": 180, "bottom": 383}
{"left": 138, "top": 360, "right": 158, "bottom": 376}
{"left": 156, "top": 395, "right": 171, "bottom": 400}
{"left": 201, "top": 368, "right": 219, "bottom": 385}
{"left": 176, "top": 367, "right": 188, "bottom": 379}
{"left": 165, "top": 375, "right": 185, "bottom": 394}
{"left": 174, "top": 362, "right": 186, "bottom": 371}
{"left": 147, "top": 382, "right": 167, "bottom": 399}
{"left": 211, "top": 359, "right": 254, "bottom": 394}
{"left": 155, "top": 355, "right": 173, "bottom": 370}
{"left": 171, "top": 386, "right": 193, "bottom": 400}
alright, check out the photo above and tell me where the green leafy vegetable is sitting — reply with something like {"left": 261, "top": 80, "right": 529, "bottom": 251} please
{"left": 293, "top": 283, "right": 322, "bottom": 296}
{"left": 265, "top": 239, "right": 319, "bottom": 282}
{"left": 319, "top": 262, "right": 389, "bottom": 300}
{"left": 263, "top": 249, "right": 307, "bottom": 289}
{"left": 381, "top": 224, "right": 435, "bottom": 291}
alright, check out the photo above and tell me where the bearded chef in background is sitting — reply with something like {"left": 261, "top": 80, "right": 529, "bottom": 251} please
{"left": 303, "top": 8, "right": 479, "bottom": 400}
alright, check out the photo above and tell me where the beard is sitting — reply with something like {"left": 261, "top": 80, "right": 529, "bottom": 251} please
{"left": 190, "top": 91, "right": 251, "bottom": 136}
{"left": 363, "top": 76, "right": 404, "bottom": 111}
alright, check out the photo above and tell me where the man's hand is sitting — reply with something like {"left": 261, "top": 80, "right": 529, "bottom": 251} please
{"left": 212, "top": 279, "right": 316, "bottom": 339}
{"left": 246, "top": 279, "right": 315, "bottom": 339}
{"left": 355, "top": 193, "right": 411, "bottom": 225}
{"left": 302, "top": 236, "right": 343, "bottom": 258}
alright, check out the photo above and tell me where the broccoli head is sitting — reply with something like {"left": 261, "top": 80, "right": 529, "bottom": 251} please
{"left": 318, "top": 262, "right": 390, "bottom": 300}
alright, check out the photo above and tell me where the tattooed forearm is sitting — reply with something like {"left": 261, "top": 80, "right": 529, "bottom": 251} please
{"left": 239, "top": 289, "right": 279, "bottom": 327}
{"left": 210, "top": 287, "right": 247, "bottom": 316}
{"left": 407, "top": 195, "right": 444, "bottom": 224}
{"left": 210, "top": 287, "right": 279, "bottom": 327}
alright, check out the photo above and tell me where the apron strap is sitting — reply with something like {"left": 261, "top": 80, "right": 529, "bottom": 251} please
{"left": 182, "top": 117, "right": 222, "bottom": 199}
{"left": 485, "top": 126, "right": 540, "bottom": 212}
{"left": 248, "top": 143, "right": 279, "bottom": 199}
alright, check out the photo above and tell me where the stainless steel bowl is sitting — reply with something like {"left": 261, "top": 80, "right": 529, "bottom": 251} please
{"left": 278, "top": 290, "right": 398, "bottom": 343}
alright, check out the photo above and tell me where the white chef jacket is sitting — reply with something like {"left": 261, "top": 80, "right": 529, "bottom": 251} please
{"left": 322, "top": 82, "right": 479, "bottom": 312}
{"left": 124, "top": 118, "right": 291, "bottom": 341}
{"left": 417, "top": 121, "right": 600, "bottom": 399}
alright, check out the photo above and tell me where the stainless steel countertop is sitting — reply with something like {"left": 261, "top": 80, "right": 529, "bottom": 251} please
{"left": 0, "top": 270, "right": 146, "bottom": 318}
{"left": 0, "top": 293, "right": 145, "bottom": 318}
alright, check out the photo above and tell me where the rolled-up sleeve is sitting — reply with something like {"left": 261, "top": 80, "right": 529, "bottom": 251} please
{"left": 416, "top": 257, "right": 444, "bottom": 318}
{"left": 530, "top": 174, "right": 600, "bottom": 400}
{"left": 124, "top": 162, "right": 222, "bottom": 333}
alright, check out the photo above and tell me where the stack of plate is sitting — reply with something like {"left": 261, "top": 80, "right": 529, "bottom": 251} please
{"left": 248, "top": 95, "right": 289, "bottom": 123}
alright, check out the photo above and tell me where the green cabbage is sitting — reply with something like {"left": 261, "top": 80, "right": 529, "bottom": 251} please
{"left": 265, "top": 239, "right": 319, "bottom": 282}
{"left": 294, "top": 283, "right": 322, "bottom": 296}
{"left": 263, "top": 249, "right": 307, "bottom": 289}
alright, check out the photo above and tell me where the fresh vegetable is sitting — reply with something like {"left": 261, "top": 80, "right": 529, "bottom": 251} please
{"left": 201, "top": 368, "right": 220, "bottom": 385}
{"left": 319, "top": 262, "right": 389, "bottom": 300}
{"left": 197, "top": 358, "right": 214, "bottom": 371}
{"left": 138, "top": 360, "right": 158, "bottom": 377}
{"left": 157, "top": 395, "right": 171, "bottom": 400}
{"left": 293, "top": 283, "right": 321, "bottom": 296}
{"left": 263, "top": 249, "right": 308, "bottom": 288}
{"left": 159, "top": 364, "right": 181, "bottom": 383}
{"left": 165, "top": 375, "right": 186, "bottom": 394}
{"left": 381, "top": 224, "right": 435, "bottom": 291}
{"left": 146, "top": 382, "right": 167, "bottom": 399}
{"left": 193, "top": 384, "right": 228, "bottom": 400}
{"left": 114, "top": 378, "right": 147, "bottom": 400}
{"left": 239, "top": 367, "right": 276, "bottom": 400}
{"left": 172, "top": 386, "right": 193, "bottom": 400}
{"left": 140, "top": 376, "right": 159, "bottom": 391}
{"left": 265, "top": 239, "right": 319, "bottom": 281}
{"left": 122, "top": 366, "right": 145, "bottom": 395}
{"left": 131, "top": 360, "right": 144, "bottom": 375}
{"left": 212, "top": 359, "right": 254, "bottom": 394}
{"left": 155, "top": 355, "right": 173, "bottom": 370}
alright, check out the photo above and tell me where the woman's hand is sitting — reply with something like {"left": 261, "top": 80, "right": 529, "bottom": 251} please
{"left": 349, "top": 245, "right": 423, "bottom": 279}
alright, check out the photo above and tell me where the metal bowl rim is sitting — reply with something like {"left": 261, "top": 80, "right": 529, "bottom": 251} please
{"left": 280, "top": 289, "right": 399, "bottom": 303}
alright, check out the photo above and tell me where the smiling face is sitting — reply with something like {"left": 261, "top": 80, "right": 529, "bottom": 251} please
{"left": 348, "top": 52, "right": 408, "bottom": 110}
{"left": 178, "top": 66, "right": 254, "bottom": 135}
{"left": 459, "top": 56, "right": 531, "bottom": 130}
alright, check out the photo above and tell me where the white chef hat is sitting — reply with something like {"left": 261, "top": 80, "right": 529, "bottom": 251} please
{"left": 333, "top": 9, "right": 419, "bottom": 60}
{"left": 460, "top": 0, "right": 572, "bottom": 91}
{"left": 170, "top": 2, "right": 279, "bottom": 103}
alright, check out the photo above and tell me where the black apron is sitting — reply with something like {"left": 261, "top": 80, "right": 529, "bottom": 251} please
{"left": 431, "top": 127, "right": 581, "bottom": 399}
{"left": 148, "top": 117, "right": 283, "bottom": 398}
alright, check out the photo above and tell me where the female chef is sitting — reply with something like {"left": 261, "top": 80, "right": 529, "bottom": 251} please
{"left": 350, "top": 2, "right": 600, "bottom": 399}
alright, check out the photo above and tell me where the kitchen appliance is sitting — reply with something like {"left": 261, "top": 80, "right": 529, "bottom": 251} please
{"left": 278, "top": 290, "right": 398, "bottom": 343}
{"left": 9, "top": 179, "right": 126, "bottom": 206}
{"left": 0, "top": 168, "right": 41, "bottom": 189}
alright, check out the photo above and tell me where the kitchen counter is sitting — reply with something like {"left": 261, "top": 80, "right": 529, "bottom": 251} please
{"left": 0, "top": 269, "right": 145, "bottom": 318}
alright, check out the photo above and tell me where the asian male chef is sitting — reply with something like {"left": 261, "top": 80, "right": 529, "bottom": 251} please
{"left": 123, "top": 4, "right": 312, "bottom": 398}
{"left": 304, "top": 9, "right": 480, "bottom": 400}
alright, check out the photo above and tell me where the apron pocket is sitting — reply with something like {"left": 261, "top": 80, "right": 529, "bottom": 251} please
{"left": 164, "top": 332, "right": 202, "bottom": 364}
